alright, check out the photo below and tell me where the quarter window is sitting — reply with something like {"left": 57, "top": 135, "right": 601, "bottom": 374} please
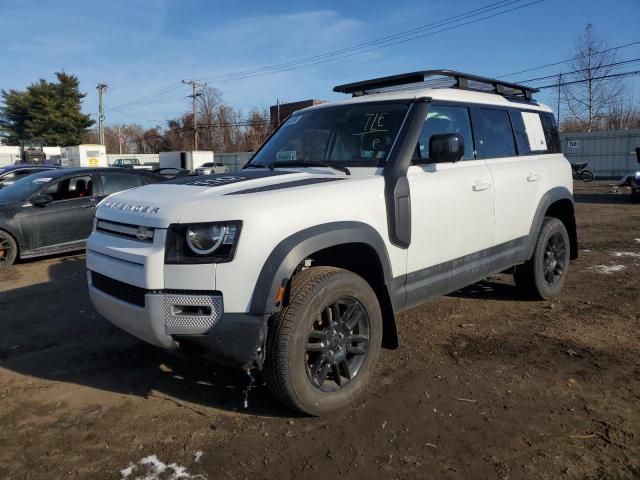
{"left": 471, "top": 109, "right": 517, "bottom": 159}
{"left": 415, "top": 105, "right": 474, "bottom": 161}
{"left": 540, "top": 112, "right": 561, "bottom": 153}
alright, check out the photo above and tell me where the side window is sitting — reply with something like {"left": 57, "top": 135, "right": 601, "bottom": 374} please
{"left": 43, "top": 175, "right": 93, "bottom": 201}
{"left": 415, "top": 105, "right": 474, "bottom": 161}
{"left": 471, "top": 109, "right": 517, "bottom": 159}
{"left": 100, "top": 173, "right": 142, "bottom": 195}
{"left": 510, "top": 112, "right": 532, "bottom": 155}
{"left": 540, "top": 112, "right": 561, "bottom": 153}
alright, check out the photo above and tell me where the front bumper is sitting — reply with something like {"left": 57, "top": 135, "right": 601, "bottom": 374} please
{"left": 88, "top": 272, "right": 268, "bottom": 369}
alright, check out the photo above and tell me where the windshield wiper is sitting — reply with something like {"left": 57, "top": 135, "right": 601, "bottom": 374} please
{"left": 271, "top": 161, "right": 351, "bottom": 176}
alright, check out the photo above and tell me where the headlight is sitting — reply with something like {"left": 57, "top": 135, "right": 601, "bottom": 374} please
{"left": 165, "top": 221, "right": 242, "bottom": 264}
{"left": 186, "top": 224, "right": 226, "bottom": 254}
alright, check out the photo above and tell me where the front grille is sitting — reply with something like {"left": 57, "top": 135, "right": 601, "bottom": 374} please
{"left": 96, "top": 219, "right": 154, "bottom": 243}
{"left": 91, "top": 271, "right": 147, "bottom": 307}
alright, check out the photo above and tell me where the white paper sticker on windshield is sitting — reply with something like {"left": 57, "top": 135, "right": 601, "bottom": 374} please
{"left": 33, "top": 177, "right": 52, "bottom": 184}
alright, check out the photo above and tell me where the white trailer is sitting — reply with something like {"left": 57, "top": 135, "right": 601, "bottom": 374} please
{"left": 159, "top": 151, "right": 213, "bottom": 172}
{"left": 60, "top": 144, "right": 107, "bottom": 168}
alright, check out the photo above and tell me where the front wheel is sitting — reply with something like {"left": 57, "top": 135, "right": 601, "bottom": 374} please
{"left": 265, "top": 267, "right": 382, "bottom": 416}
{"left": 580, "top": 170, "right": 595, "bottom": 182}
{"left": 514, "top": 218, "right": 570, "bottom": 300}
{"left": 0, "top": 230, "right": 17, "bottom": 267}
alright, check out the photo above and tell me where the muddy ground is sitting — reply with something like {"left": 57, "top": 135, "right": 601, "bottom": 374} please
{"left": 0, "top": 181, "right": 638, "bottom": 480}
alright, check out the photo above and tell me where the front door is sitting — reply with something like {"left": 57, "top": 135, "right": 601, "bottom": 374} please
{"left": 20, "top": 174, "right": 98, "bottom": 252}
{"left": 404, "top": 103, "right": 495, "bottom": 307}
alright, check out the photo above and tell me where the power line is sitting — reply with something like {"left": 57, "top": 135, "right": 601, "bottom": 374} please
{"left": 107, "top": 0, "right": 542, "bottom": 113}
{"left": 536, "top": 69, "right": 640, "bottom": 90}
{"left": 517, "top": 57, "right": 640, "bottom": 84}
{"left": 497, "top": 40, "right": 640, "bottom": 78}
{"left": 196, "top": 0, "right": 531, "bottom": 83}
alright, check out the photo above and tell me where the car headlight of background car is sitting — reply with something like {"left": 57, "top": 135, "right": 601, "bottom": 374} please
{"left": 165, "top": 221, "right": 242, "bottom": 264}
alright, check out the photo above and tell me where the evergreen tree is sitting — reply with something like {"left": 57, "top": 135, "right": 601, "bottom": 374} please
{"left": 0, "top": 72, "right": 94, "bottom": 146}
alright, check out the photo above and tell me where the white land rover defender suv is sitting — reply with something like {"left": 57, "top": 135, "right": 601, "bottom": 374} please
{"left": 86, "top": 70, "right": 577, "bottom": 415}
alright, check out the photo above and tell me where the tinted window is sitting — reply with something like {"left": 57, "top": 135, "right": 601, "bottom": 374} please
{"left": 43, "top": 175, "right": 93, "bottom": 201}
{"left": 101, "top": 172, "right": 142, "bottom": 195}
{"left": 540, "top": 112, "right": 561, "bottom": 153}
{"left": 415, "top": 105, "right": 474, "bottom": 161}
{"left": 510, "top": 112, "right": 532, "bottom": 155}
{"left": 472, "top": 109, "right": 517, "bottom": 159}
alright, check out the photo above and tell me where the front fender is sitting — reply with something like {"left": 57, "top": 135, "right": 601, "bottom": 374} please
{"left": 248, "top": 221, "right": 393, "bottom": 315}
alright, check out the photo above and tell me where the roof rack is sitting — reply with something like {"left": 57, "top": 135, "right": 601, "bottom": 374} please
{"left": 333, "top": 69, "right": 539, "bottom": 101}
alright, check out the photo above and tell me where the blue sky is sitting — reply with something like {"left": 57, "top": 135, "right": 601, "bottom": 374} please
{"left": 1, "top": 0, "right": 638, "bottom": 128}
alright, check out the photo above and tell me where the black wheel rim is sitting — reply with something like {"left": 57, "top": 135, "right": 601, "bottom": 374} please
{"left": 543, "top": 232, "right": 566, "bottom": 286}
{"left": 0, "top": 236, "right": 11, "bottom": 265}
{"left": 305, "top": 297, "right": 370, "bottom": 392}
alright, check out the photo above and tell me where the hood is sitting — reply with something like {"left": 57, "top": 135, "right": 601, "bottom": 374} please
{"left": 95, "top": 169, "right": 356, "bottom": 228}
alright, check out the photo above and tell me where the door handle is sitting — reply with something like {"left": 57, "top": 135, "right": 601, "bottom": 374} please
{"left": 472, "top": 180, "right": 491, "bottom": 192}
{"left": 527, "top": 174, "right": 540, "bottom": 182}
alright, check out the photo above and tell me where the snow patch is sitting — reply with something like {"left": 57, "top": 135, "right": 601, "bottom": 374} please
{"left": 635, "top": 238, "right": 640, "bottom": 243}
{"left": 194, "top": 451, "right": 204, "bottom": 463}
{"left": 120, "top": 454, "right": 207, "bottom": 480}
{"left": 611, "top": 251, "right": 640, "bottom": 258}
{"left": 588, "top": 264, "right": 627, "bottom": 274}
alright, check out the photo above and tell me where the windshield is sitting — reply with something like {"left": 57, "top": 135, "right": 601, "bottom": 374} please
{"left": 200, "top": 162, "right": 215, "bottom": 167}
{"left": 0, "top": 173, "right": 54, "bottom": 203}
{"left": 249, "top": 102, "right": 409, "bottom": 168}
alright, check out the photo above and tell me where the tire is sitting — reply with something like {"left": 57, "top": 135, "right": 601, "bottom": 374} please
{"left": 265, "top": 266, "right": 383, "bottom": 416}
{"left": 580, "top": 170, "right": 594, "bottom": 182}
{"left": 0, "top": 230, "right": 18, "bottom": 267}
{"left": 631, "top": 191, "right": 640, "bottom": 203}
{"left": 514, "top": 217, "right": 570, "bottom": 300}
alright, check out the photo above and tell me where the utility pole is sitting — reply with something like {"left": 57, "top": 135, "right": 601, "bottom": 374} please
{"left": 182, "top": 80, "right": 207, "bottom": 150}
{"left": 96, "top": 83, "right": 108, "bottom": 146}
{"left": 556, "top": 72, "right": 562, "bottom": 124}
{"left": 118, "top": 126, "right": 123, "bottom": 155}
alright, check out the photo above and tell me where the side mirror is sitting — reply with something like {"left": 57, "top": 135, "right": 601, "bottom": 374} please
{"left": 30, "top": 193, "right": 53, "bottom": 207}
{"left": 429, "top": 133, "right": 465, "bottom": 163}
{"left": 635, "top": 147, "right": 640, "bottom": 164}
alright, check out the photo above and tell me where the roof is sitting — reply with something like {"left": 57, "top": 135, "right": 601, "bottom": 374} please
{"left": 25, "top": 167, "right": 161, "bottom": 179}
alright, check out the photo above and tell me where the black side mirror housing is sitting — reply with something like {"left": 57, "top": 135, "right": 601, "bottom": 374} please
{"left": 429, "top": 133, "right": 465, "bottom": 163}
{"left": 635, "top": 147, "right": 640, "bottom": 164}
{"left": 30, "top": 193, "right": 53, "bottom": 207}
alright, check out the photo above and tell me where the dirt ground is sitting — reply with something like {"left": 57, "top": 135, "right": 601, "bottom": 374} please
{"left": 0, "top": 181, "right": 638, "bottom": 480}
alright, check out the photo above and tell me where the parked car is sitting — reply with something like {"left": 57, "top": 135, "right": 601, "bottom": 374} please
{"left": 0, "top": 165, "right": 61, "bottom": 189}
{"left": 111, "top": 158, "right": 153, "bottom": 170}
{"left": 86, "top": 70, "right": 577, "bottom": 415}
{"left": 0, "top": 168, "right": 165, "bottom": 266}
{"left": 194, "top": 162, "right": 229, "bottom": 175}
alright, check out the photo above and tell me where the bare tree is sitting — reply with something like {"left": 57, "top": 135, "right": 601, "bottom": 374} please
{"left": 606, "top": 96, "right": 640, "bottom": 130}
{"left": 562, "top": 24, "right": 626, "bottom": 131}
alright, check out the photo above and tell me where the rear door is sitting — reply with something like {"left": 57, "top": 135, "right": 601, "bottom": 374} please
{"left": 474, "top": 108, "right": 545, "bottom": 246}
{"left": 405, "top": 103, "right": 495, "bottom": 306}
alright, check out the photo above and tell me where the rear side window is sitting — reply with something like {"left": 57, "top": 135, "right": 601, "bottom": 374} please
{"left": 540, "top": 112, "right": 561, "bottom": 153}
{"left": 100, "top": 173, "right": 142, "bottom": 195}
{"left": 415, "top": 105, "right": 474, "bottom": 161}
{"left": 471, "top": 109, "right": 517, "bottom": 159}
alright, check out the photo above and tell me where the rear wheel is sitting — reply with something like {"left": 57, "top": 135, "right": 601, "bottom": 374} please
{"left": 265, "top": 267, "right": 382, "bottom": 416}
{"left": 580, "top": 170, "right": 594, "bottom": 182}
{"left": 515, "top": 218, "right": 570, "bottom": 300}
{"left": 0, "top": 230, "right": 17, "bottom": 267}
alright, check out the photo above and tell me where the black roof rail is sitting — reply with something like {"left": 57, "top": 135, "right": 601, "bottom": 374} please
{"left": 333, "top": 69, "right": 539, "bottom": 101}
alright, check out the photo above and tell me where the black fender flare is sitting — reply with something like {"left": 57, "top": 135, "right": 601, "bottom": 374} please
{"left": 249, "top": 221, "right": 394, "bottom": 315}
{"left": 525, "top": 186, "right": 578, "bottom": 261}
